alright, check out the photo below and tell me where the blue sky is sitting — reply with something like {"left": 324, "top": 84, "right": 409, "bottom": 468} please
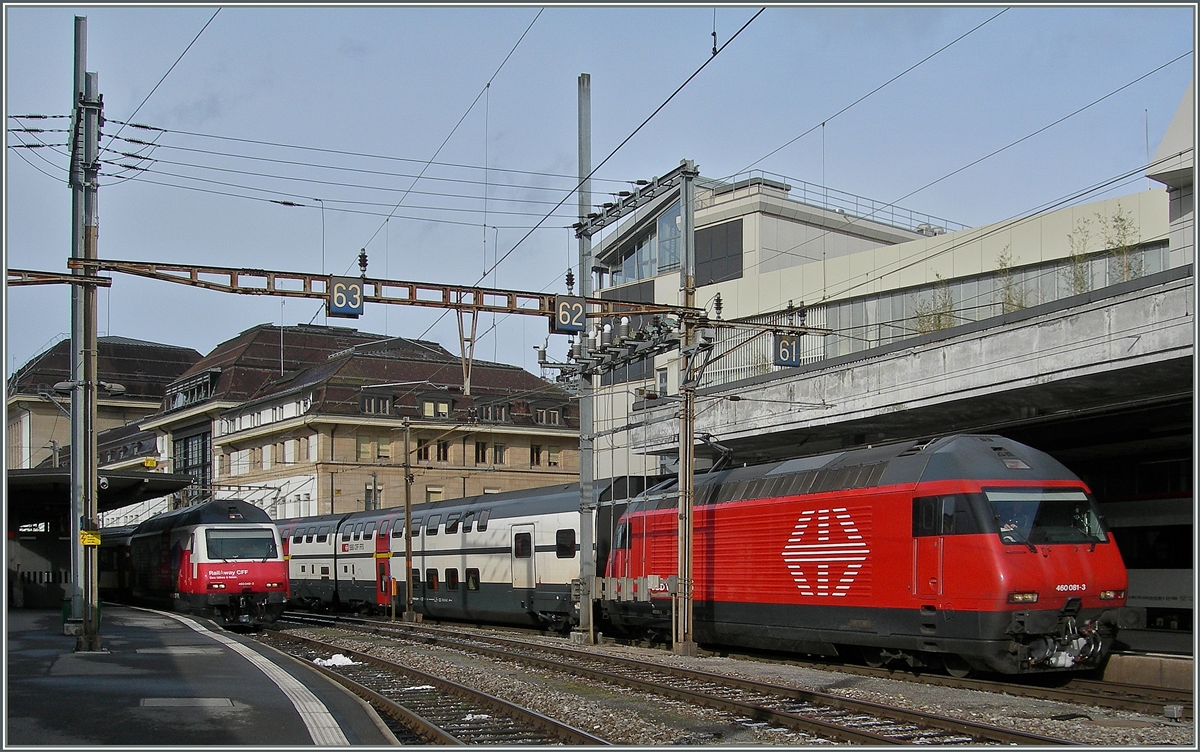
{"left": 4, "top": 5, "right": 1195, "bottom": 378}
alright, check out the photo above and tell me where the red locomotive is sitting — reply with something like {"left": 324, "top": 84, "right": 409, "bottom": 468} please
{"left": 602, "top": 434, "right": 1144, "bottom": 675}
{"left": 105, "top": 499, "right": 288, "bottom": 627}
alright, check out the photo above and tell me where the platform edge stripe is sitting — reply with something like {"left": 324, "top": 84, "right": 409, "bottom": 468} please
{"left": 150, "top": 609, "right": 350, "bottom": 745}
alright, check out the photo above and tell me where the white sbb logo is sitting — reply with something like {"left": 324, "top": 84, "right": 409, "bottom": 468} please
{"left": 781, "top": 506, "right": 869, "bottom": 597}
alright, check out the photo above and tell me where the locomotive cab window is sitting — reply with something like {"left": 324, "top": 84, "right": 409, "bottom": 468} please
{"left": 514, "top": 532, "right": 532, "bottom": 559}
{"left": 986, "top": 488, "right": 1105, "bottom": 545}
{"left": 556, "top": 529, "right": 576, "bottom": 558}
{"left": 206, "top": 528, "right": 277, "bottom": 560}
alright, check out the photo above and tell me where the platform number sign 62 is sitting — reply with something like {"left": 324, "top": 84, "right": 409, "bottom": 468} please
{"left": 774, "top": 333, "right": 803, "bottom": 367}
{"left": 328, "top": 277, "right": 364, "bottom": 318}
{"left": 553, "top": 295, "right": 586, "bottom": 334}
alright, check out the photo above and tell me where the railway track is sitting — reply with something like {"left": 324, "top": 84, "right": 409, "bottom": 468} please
{"left": 261, "top": 629, "right": 610, "bottom": 745}
{"left": 276, "top": 613, "right": 1077, "bottom": 745}
{"left": 704, "top": 648, "right": 1194, "bottom": 720}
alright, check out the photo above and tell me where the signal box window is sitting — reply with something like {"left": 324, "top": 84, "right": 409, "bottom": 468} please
{"left": 514, "top": 532, "right": 532, "bottom": 559}
{"left": 466, "top": 568, "right": 480, "bottom": 590}
{"left": 426, "top": 569, "right": 439, "bottom": 591}
{"left": 556, "top": 529, "right": 576, "bottom": 558}
{"left": 446, "top": 568, "right": 460, "bottom": 590}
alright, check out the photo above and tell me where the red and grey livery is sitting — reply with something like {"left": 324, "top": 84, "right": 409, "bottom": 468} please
{"left": 101, "top": 499, "right": 287, "bottom": 627}
{"left": 604, "top": 434, "right": 1145, "bottom": 674}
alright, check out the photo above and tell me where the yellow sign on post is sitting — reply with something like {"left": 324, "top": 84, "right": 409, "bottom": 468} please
{"left": 80, "top": 531, "right": 101, "bottom": 547}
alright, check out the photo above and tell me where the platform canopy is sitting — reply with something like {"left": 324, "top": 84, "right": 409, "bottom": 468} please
{"left": 6, "top": 468, "right": 195, "bottom": 525}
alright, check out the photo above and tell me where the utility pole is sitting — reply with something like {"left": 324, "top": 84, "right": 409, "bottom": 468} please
{"left": 68, "top": 15, "right": 104, "bottom": 652}
{"left": 673, "top": 160, "right": 699, "bottom": 656}
{"left": 401, "top": 418, "right": 418, "bottom": 622}
{"left": 575, "top": 72, "right": 597, "bottom": 645}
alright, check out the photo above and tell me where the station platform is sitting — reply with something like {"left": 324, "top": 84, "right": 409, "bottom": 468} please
{"left": 5, "top": 605, "right": 397, "bottom": 746}
{"left": 1103, "top": 650, "right": 1194, "bottom": 691}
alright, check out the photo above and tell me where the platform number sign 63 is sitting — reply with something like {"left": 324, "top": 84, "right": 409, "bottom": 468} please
{"left": 552, "top": 295, "right": 586, "bottom": 334}
{"left": 774, "top": 333, "right": 803, "bottom": 367}
{"left": 328, "top": 276, "right": 364, "bottom": 318}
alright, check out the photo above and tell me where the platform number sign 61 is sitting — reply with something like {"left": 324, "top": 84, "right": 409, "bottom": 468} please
{"left": 553, "top": 295, "right": 586, "bottom": 334}
{"left": 328, "top": 277, "right": 364, "bottom": 318}
{"left": 774, "top": 333, "right": 803, "bottom": 367}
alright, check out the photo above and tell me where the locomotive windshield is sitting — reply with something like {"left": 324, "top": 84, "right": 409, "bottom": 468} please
{"left": 206, "top": 528, "right": 278, "bottom": 560}
{"left": 986, "top": 488, "right": 1107, "bottom": 545}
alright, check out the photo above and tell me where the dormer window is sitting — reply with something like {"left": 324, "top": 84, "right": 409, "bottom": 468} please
{"left": 422, "top": 400, "right": 450, "bottom": 419}
{"left": 535, "top": 408, "right": 561, "bottom": 425}
{"left": 481, "top": 404, "right": 508, "bottom": 422}
{"left": 361, "top": 395, "right": 391, "bottom": 415}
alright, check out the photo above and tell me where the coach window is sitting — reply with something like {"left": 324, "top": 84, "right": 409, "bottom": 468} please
{"left": 364, "top": 522, "right": 377, "bottom": 540}
{"left": 306, "top": 527, "right": 317, "bottom": 543}
{"left": 280, "top": 527, "right": 290, "bottom": 542}
{"left": 426, "top": 569, "right": 439, "bottom": 591}
{"left": 461, "top": 512, "right": 475, "bottom": 533}
{"left": 446, "top": 568, "right": 460, "bottom": 590}
{"left": 316, "top": 525, "right": 330, "bottom": 543}
{"left": 477, "top": 510, "right": 490, "bottom": 531}
{"left": 392, "top": 521, "right": 405, "bottom": 538}
{"left": 411, "top": 569, "right": 421, "bottom": 590}
{"left": 293, "top": 530, "right": 304, "bottom": 544}
{"left": 378, "top": 520, "right": 390, "bottom": 538}
{"left": 445, "top": 513, "right": 461, "bottom": 534}
{"left": 426, "top": 515, "right": 441, "bottom": 535}
{"left": 556, "top": 529, "right": 576, "bottom": 558}
{"left": 341, "top": 525, "right": 352, "bottom": 542}
{"left": 514, "top": 532, "right": 532, "bottom": 559}
{"left": 410, "top": 517, "right": 423, "bottom": 537}
{"left": 352, "top": 523, "right": 364, "bottom": 540}
{"left": 466, "top": 568, "right": 480, "bottom": 590}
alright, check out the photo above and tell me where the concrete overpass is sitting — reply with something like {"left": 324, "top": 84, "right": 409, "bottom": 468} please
{"left": 634, "top": 265, "right": 1192, "bottom": 467}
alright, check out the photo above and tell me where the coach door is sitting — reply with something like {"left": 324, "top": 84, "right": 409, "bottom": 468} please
{"left": 511, "top": 524, "right": 535, "bottom": 589}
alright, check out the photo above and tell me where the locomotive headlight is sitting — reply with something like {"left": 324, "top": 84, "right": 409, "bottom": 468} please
{"left": 207, "top": 583, "right": 226, "bottom": 590}
{"left": 1099, "top": 589, "right": 1124, "bottom": 600}
{"left": 1007, "top": 591, "right": 1039, "bottom": 604}
{"left": 266, "top": 582, "right": 283, "bottom": 589}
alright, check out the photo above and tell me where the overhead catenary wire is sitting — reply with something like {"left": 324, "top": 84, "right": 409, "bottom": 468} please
{"left": 737, "top": 49, "right": 1194, "bottom": 289}
{"left": 733, "top": 7, "right": 1010, "bottom": 176}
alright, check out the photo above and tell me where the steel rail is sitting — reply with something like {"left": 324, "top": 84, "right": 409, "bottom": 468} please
{"left": 281, "top": 613, "right": 1076, "bottom": 745}
{"left": 269, "top": 629, "right": 610, "bottom": 745}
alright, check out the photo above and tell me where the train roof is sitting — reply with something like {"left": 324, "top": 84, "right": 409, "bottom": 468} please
{"left": 132, "top": 499, "right": 272, "bottom": 535}
{"left": 647, "top": 434, "right": 1079, "bottom": 502}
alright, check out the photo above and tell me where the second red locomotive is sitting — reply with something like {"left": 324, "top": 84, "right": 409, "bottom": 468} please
{"left": 104, "top": 498, "right": 288, "bottom": 627}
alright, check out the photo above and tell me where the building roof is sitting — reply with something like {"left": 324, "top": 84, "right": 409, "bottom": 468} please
{"left": 228, "top": 347, "right": 576, "bottom": 428}
{"left": 156, "top": 323, "right": 392, "bottom": 414}
{"left": 6, "top": 336, "right": 203, "bottom": 400}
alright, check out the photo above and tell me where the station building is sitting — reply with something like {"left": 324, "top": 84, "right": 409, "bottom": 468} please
{"left": 585, "top": 80, "right": 1193, "bottom": 650}
{"left": 103, "top": 323, "right": 578, "bottom": 525}
{"left": 5, "top": 336, "right": 202, "bottom": 470}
